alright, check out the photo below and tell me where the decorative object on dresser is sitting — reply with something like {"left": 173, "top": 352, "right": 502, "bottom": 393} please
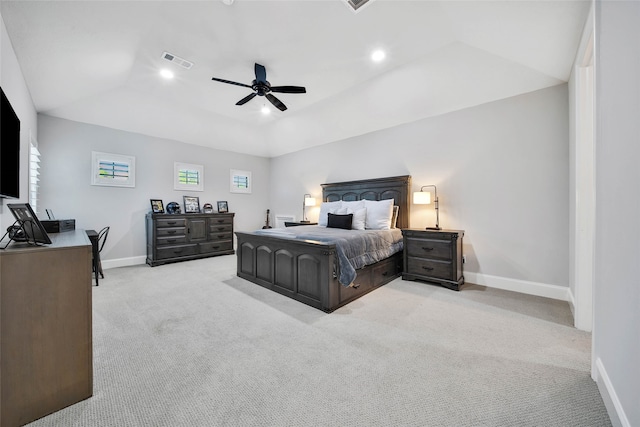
{"left": 202, "top": 203, "right": 214, "bottom": 213}
{"left": 402, "top": 229, "right": 464, "bottom": 290}
{"left": 146, "top": 212, "right": 234, "bottom": 266}
{"left": 166, "top": 202, "right": 181, "bottom": 214}
{"left": 150, "top": 199, "right": 164, "bottom": 213}
{"left": 413, "top": 185, "right": 441, "bottom": 230}
{"left": 183, "top": 196, "right": 200, "bottom": 213}
{"left": 217, "top": 201, "right": 228, "bottom": 213}
{"left": 301, "top": 193, "right": 316, "bottom": 223}
{"left": 262, "top": 209, "right": 272, "bottom": 229}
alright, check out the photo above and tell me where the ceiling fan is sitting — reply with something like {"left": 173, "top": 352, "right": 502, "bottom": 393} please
{"left": 211, "top": 63, "right": 306, "bottom": 111}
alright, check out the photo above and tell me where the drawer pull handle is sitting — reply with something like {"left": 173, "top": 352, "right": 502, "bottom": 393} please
{"left": 352, "top": 283, "right": 360, "bottom": 289}
{"left": 217, "top": 219, "right": 225, "bottom": 223}
{"left": 167, "top": 230, "right": 176, "bottom": 234}
{"left": 167, "top": 239, "right": 176, "bottom": 243}
{"left": 422, "top": 266, "right": 434, "bottom": 271}
{"left": 382, "top": 271, "right": 389, "bottom": 276}
{"left": 422, "top": 247, "right": 434, "bottom": 251}
{"left": 167, "top": 221, "right": 177, "bottom": 225}
{"left": 211, "top": 246, "right": 220, "bottom": 249}
{"left": 217, "top": 227, "right": 225, "bottom": 231}
{"left": 173, "top": 249, "right": 183, "bottom": 254}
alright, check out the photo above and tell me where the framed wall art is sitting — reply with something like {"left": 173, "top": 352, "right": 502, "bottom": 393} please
{"left": 175, "top": 162, "right": 204, "bottom": 192}
{"left": 91, "top": 151, "right": 136, "bottom": 188}
{"left": 183, "top": 196, "right": 200, "bottom": 213}
{"left": 150, "top": 199, "right": 164, "bottom": 213}
{"left": 230, "top": 169, "right": 251, "bottom": 194}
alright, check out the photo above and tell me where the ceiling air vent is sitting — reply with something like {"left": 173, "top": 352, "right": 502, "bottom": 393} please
{"left": 345, "top": 0, "right": 372, "bottom": 13}
{"left": 162, "top": 51, "right": 194, "bottom": 70}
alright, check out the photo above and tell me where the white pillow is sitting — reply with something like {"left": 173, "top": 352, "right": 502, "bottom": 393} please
{"left": 318, "top": 201, "right": 342, "bottom": 226}
{"left": 341, "top": 200, "right": 365, "bottom": 212}
{"left": 364, "top": 199, "right": 394, "bottom": 230}
{"left": 335, "top": 206, "right": 366, "bottom": 230}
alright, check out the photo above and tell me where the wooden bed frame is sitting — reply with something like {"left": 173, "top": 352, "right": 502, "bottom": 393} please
{"left": 235, "top": 175, "right": 411, "bottom": 312}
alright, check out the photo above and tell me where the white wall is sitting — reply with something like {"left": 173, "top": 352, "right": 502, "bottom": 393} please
{"left": 37, "top": 115, "right": 270, "bottom": 266}
{"left": 0, "top": 11, "right": 38, "bottom": 229}
{"left": 271, "top": 85, "right": 570, "bottom": 297}
{"left": 592, "top": 1, "right": 640, "bottom": 426}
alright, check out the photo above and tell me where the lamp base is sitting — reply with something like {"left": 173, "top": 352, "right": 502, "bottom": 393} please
{"left": 425, "top": 226, "right": 442, "bottom": 231}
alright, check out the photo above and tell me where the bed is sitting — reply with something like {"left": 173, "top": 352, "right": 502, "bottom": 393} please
{"left": 235, "top": 175, "right": 411, "bottom": 312}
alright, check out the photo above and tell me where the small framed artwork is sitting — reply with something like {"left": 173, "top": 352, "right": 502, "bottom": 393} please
{"left": 183, "top": 196, "right": 200, "bottom": 213}
{"left": 217, "top": 201, "right": 229, "bottom": 213}
{"left": 230, "top": 169, "right": 252, "bottom": 194}
{"left": 92, "top": 151, "right": 136, "bottom": 188}
{"left": 150, "top": 199, "right": 164, "bottom": 213}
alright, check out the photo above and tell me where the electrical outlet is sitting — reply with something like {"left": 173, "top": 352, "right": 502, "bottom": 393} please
{"left": 462, "top": 255, "right": 467, "bottom": 264}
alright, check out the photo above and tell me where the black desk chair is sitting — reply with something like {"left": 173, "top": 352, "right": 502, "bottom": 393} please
{"left": 96, "top": 226, "right": 109, "bottom": 279}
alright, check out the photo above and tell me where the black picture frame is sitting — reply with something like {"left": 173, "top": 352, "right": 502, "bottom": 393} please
{"left": 6, "top": 203, "right": 52, "bottom": 245}
{"left": 150, "top": 199, "right": 164, "bottom": 213}
{"left": 183, "top": 196, "right": 200, "bottom": 213}
{"left": 217, "top": 201, "right": 228, "bottom": 213}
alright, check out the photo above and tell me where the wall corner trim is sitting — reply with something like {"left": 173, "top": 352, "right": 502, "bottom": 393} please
{"left": 594, "top": 357, "right": 630, "bottom": 427}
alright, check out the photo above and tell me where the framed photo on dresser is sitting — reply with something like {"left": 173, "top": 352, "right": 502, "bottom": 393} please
{"left": 183, "top": 196, "right": 200, "bottom": 213}
{"left": 217, "top": 201, "right": 228, "bottom": 213}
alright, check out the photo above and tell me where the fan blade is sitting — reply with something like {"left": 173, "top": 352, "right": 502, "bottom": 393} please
{"left": 211, "top": 77, "right": 252, "bottom": 89}
{"left": 236, "top": 92, "right": 257, "bottom": 106}
{"left": 266, "top": 93, "right": 287, "bottom": 111}
{"left": 254, "top": 63, "right": 267, "bottom": 83}
{"left": 271, "top": 86, "right": 306, "bottom": 94}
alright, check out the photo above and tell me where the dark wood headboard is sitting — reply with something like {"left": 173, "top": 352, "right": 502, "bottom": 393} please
{"left": 321, "top": 175, "right": 411, "bottom": 229}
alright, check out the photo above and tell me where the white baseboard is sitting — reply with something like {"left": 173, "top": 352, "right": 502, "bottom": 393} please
{"left": 594, "top": 357, "right": 629, "bottom": 427}
{"left": 101, "top": 256, "right": 147, "bottom": 270}
{"left": 464, "top": 272, "right": 570, "bottom": 301}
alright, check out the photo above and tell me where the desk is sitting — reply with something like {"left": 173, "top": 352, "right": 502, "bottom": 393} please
{"left": 85, "top": 229, "right": 100, "bottom": 286}
{"left": 0, "top": 230, "right": 93, "bottom": 426}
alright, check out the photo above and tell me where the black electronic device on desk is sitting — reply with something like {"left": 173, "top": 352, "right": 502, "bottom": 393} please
{"left": 0, "top": 203, "right": 52, "bottom": 249}
{"left": 40, "top": 209, "right": 75, "bottom": 233}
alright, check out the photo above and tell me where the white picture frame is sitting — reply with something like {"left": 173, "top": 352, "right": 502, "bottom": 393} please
{"left": 230, "top": 169, "right": 252, "bottom": 194}
{"left": 91, "top": 151, "right": 136, "bottom": 188}
{"left": 174, "top": 162, "right": 204, "bottom": 192}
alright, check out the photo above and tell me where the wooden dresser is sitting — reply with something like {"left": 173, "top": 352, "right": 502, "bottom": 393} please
{"left": 402, "top": 229, "right": 464, "bottom": 290}
{"left": 0, "top": 230, "right": 93, "bottom": 427}
{"left": 146, "top": 212, "right": 235, "bottom": 266}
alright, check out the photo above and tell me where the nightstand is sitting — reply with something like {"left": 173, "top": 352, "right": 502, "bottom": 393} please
{"left": 284, "top": 221, "right": 318, "bottom": 227}
{"left": 402, "top": 229, "right": 464, "bottom": 290}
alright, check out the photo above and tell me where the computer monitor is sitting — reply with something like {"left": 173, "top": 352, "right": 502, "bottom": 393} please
{"left": 7, "top": 203, "right": 52, "bottom": 245}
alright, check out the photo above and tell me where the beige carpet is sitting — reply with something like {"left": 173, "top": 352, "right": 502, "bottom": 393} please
{"left": 27, "top": 255, "right": 611, "bottom": 426}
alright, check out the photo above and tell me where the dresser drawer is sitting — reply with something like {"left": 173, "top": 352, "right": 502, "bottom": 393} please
{"left": 406, "top": 238, "right": 452, "bottom": 261}
{"left": 209, "top": 223, "right": 233, "bottom": 233}
{"left": 157, "top": 235, "right": 187, "bottom": 246}
{"left": 209, "top": 216, "right": 233, "bottom": 226}
{"left": 156, "top": 244, "right": 198, "bottom": 260}
{"left": 156, "top": 227, "right": 186, "bottom": 237}
{"left": 209, "top": 231, "right": 233, "bottom": 241}
{"left": 156, "top": 218, "right": 186, "bottom": 228}
{"left": 406, "top": 257, "right": 452, "bottom": 280}
{"left": 200, "top": 241, "right": 233, "bottom": 254}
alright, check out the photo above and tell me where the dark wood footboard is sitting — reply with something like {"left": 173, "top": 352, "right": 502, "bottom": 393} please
{"left": 236, "top": 231, "right": 402, "bottom": 312}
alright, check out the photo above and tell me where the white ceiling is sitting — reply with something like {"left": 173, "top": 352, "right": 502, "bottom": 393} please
{"left": 0, "top": 0, "right": 590, "bottom": 158}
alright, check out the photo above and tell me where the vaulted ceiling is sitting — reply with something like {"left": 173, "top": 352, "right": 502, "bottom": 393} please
{"left": 1, "top": 0, "right": 590, "bottom": 157}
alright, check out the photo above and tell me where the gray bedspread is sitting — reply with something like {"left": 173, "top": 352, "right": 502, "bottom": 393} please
{"left": 252, "top": 226, "right": 403, "bottom": 286}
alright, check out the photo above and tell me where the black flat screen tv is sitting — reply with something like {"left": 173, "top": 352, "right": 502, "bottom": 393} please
{"left": 0, "top": 86, "right": 21, "bottom": 199}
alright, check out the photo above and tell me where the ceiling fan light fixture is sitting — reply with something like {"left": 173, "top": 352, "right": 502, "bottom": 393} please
{"left": 261, "top": 105, "right": 270, "bottom": 115}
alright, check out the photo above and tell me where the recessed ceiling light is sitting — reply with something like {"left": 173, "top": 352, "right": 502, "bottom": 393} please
{"left": 261, "top": 106, "right": 270, "bottom": 115}
{"left": 371, "top": 49, "right": 386, "bottom": 62}
{"left": 160, "top": 69, "right": 174, "bottom": 80}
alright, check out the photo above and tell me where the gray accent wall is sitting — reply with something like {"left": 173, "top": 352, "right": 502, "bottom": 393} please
{"left": 271, "top": 84, "right": 570, "bottom": 290}
{"left": 37, "top": 115, "right": 270, "bottom": 265}
{"left": 594, "top": 1, "right": 639, "bottom": 426}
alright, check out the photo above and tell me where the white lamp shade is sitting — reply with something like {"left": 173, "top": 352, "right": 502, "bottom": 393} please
{"left": 304, "top": 196, "right": 316, "bottom": 206}
{"left": 413, "top": 191, "right": 431, "bottom": 205}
